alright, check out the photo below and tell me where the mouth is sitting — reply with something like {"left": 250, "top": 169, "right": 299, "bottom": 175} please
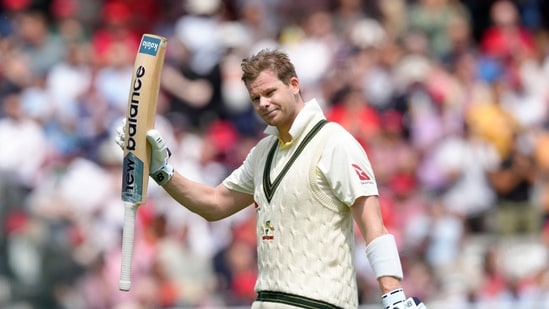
{"left": 263, "top": 110, "right": 276, "bottom": 118}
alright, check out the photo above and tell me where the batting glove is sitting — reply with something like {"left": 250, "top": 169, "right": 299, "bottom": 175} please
{"left": 146, "top": 129, "right": 174, "bottom": 186}
{"left": 382, "top": 288, "right": 427, "bottom": 309}
{"left": 114, "top": 120, "right": 174, "bottom": 185}
{"left": 114, "top": 118, "right": 126, "bottom": 150}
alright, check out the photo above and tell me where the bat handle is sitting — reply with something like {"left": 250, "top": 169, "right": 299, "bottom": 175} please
{"left": 119, "top": 202, "right": 139, "bottom": 291}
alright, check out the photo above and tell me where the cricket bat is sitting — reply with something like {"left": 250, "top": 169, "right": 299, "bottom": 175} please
{"left": 119, "top": 34, "right": 167, "bottom": 291}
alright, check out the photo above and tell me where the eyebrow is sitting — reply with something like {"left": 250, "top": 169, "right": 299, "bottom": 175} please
{"left": 250, "top": 86, "right": 277, "bottom": 101}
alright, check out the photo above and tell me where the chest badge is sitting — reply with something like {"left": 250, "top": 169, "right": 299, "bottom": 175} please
{"left": 261, "top": 220, "right": 275, "bottom": 240}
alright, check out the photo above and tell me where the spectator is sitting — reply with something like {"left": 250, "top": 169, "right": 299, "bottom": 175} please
{"left": 474, "top": 246, "right": 513, "bottom": 305}
{"left": 90, "top": 1, "right": 141, "bottom": 69}
{"left": 480, "top": 0, "right": 536, "bottom": 62}
{"left": 0, "top": 85, "right": 49, "bottom": 205}
{"left": 11, "top": 9, "right": 66, "bottom": 76}
{"left": 325, "top": 86, "right": 382, "bottom": 152}
{"left": 428, "top": 122, "right": 500, "bottom": 233}
{"left": 488, "top": 132, "right": 539, "bottom": 235}
{"left": 406, "top": 0, "right": 470, "bottom": 60}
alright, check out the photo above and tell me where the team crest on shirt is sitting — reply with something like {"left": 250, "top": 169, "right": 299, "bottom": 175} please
{"left": 261, "top": 220, "right": 275, "bottom": 240}
{"left": 352, "top": 164, "right": 373, "bottom": 183}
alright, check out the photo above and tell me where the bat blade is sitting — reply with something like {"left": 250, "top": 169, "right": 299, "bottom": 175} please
{"left": 119, "top": 34, "right": 167, "bottom": 291}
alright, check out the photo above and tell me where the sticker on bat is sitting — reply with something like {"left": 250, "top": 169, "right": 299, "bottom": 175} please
{"left": 139, "top": 36, "right": 161, "bottom": 56}
{"left": 122, "top": 152, "right": 145, "bottom": 203}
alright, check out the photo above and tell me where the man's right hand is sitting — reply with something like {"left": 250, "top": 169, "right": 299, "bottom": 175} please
{"left": 146, "top": 129, "right": 174, "bottom": 186}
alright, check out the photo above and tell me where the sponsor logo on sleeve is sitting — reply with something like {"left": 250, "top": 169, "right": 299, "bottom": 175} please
{"left": 352, "top": 163, "right": 374, "bottom": 184}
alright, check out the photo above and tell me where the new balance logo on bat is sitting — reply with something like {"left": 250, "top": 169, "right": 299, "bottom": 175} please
{"left": 122, "top": 152, "right": 145, "bottom": 203}
{"left": 126, "top": 65, "right": 145, "bottom": 151}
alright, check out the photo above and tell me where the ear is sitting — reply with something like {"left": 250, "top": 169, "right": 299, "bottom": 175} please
{"left": 289, "top": 76, "right": 300, "bottom": 95}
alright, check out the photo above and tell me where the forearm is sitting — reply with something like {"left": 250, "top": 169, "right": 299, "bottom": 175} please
{"left": 161, "top": 171, "right": 253, "bottom": 221}
{"left": 367, "top": 235, "right": 428, "bottom": 308}
{"left": 161, "top": 171, "right": 225, "bottom": 221}
{"left": 351, "top": 198, "right": 405, "bottom": 295}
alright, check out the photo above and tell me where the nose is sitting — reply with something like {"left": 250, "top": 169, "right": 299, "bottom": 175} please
{"left": 258, "top": 96, "right": 270, "bottom": 108}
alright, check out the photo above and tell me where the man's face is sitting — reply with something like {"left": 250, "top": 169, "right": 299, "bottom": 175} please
{"left": 247, "top": 70, "right": 301, "bottom": 132}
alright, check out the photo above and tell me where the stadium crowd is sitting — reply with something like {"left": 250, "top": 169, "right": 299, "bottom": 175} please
{"left": 1, "top": 0, "right": 549, "bottom": 308}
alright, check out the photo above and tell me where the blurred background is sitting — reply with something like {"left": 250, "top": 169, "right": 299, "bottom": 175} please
{"left": 1, "top": 0, "right": 549, "bottom": 308}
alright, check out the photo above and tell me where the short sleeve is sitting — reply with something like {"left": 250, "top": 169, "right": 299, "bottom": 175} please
{"left": 222, "top": 146, "right": 256, "bottom": 195}
{"left": 317, "top": 127, "right": 379, "bottom": 207}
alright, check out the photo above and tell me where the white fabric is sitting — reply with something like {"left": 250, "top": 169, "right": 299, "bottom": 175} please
{"left": 174, "top": 15, "right": 224, "bottom": 75}
{"left": 365, "top": 234, "right": 403, "bottom": 279}
{"left": 223, "top": 99, "right": 379, "bottom": 308}
{"left": 252, "top": 301, "right": 302, "bottom": 309}
{"left": 432, "top": 135, "right": 499, "bottom": 216}
{"left": 94, "top": 65, "right": 134, "bottom": 111}
{"left": 230, "top": 99, "right": 378, "bottom": 202}
{"left": 46, "top": 61, "right": 92, "bottom": 119}
{"left": 382, "top": 288, "right": 406, "bottom": 309}
{"left": 0, "top": 118, "right": 49, "bottom": 186}
{"left": 146, "top": 129, "right": 174, "bottom": 185}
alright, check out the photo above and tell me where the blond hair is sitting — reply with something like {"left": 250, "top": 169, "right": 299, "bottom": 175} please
{"left": 241, "top": 49, "right": 298, "bottom": 87}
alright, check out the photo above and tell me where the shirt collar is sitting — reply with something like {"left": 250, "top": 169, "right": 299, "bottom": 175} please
{"left": 263, "top": 98, "right": 326, "bottom": 142}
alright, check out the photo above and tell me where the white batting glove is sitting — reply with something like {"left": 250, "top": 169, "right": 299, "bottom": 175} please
{"left": 146, "top": 129, "right": 174, "bottom": 186}
{"left": 403, "top": 297, "right": 426, "bottom": 309}
{"left": 382, "top": 288, "right": 427, "bottom": 309}
{"left": 114, "top": 118, "right": 126, "bottom": 150}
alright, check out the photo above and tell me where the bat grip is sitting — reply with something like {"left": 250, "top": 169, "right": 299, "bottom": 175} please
{"left": 119, "top": 202, "right": 139, "bottom": 291}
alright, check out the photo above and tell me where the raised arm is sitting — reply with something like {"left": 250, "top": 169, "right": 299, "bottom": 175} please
{"left": 145, "top": 129, "right": 254, "bottom": 221}
{"left": 162, "top": 171, "right": 254, "bottom": 221}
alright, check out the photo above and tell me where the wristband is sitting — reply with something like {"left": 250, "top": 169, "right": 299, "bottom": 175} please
{"left": 365, "top": 234, "right": 403, "bottom": 279}
{"left": 151, "top": 164, "right": 174, "bottom": 186}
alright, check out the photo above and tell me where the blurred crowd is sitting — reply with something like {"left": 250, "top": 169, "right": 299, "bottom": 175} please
{"left": 2, "top": 0, "right": 549, "bottom": 308}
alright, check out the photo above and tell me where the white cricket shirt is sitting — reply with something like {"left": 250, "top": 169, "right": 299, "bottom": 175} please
{"left": 223, "top": 99, "right": 378, "bottom": 308}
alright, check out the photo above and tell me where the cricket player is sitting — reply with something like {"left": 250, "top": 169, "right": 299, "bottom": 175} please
{"left": 117, "top": 49, "right": 426, "bottom": 309}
